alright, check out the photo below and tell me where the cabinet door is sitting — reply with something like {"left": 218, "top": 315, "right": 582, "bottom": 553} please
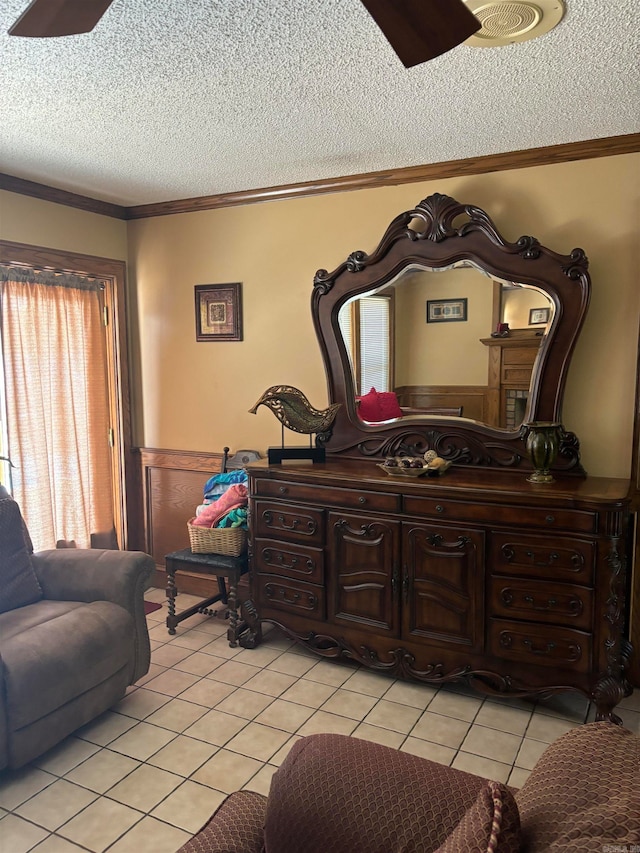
{"left": 328, "top": 512, "right": 400, "bottom": 635}
{"left": 403, "top": 523, "right": 485, "bottom": 651}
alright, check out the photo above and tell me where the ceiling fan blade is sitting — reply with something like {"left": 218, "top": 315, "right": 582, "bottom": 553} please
{"left": 360, "top": 0, "right": 481, "bottom": 67}
{"left": 8, "top": 0, "right": 115, "bottom": 37}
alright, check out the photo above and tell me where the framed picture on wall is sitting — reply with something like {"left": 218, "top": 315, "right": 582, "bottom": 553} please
{"left": 529, "top": 306, "right": 550, "bottom": 326}
{"left": 195, "top": 283, "right": 243, "bottom": 341}
{"left": 426, "top": 298, "right": 468, "bottom": 323}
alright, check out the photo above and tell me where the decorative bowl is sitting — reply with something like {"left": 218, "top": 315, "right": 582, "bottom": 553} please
{"left": 377, "top": 463, "right": 428, "bottom": 478}
{"left": 377, "top": 459, "right": 453, "bottom": 478}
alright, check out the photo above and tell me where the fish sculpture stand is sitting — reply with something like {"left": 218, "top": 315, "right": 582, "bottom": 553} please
{"left": 249, "top": 385, "right": 341, "bottom": 464}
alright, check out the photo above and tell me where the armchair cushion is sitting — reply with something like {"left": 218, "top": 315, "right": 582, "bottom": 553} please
{"left": 0, "top": 497, "right": 42, "bottom": 614}
{"left": 0, "top": 598, "right": 135, "bottom": 766}
{"left": 1, "top": 600, "right": 133, "bottom": 730}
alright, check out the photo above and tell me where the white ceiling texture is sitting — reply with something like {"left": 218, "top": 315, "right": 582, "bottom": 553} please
{"left": 0, "top": 0, "right": 638, "bottom": 207}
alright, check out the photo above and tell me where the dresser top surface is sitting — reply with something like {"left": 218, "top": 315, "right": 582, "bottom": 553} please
{"left": 248, "top": 459, "right": 631, "bottom": 508}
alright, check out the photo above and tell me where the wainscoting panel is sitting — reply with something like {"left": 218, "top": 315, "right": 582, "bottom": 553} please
{"left": 138, "top": 447, "right": 225, "bottom": 595}
{"left": 394, "top": 385, "right": 488, "bottom": 423}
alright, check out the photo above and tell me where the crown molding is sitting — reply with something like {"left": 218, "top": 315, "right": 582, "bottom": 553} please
{"left": 0, "top": 173, "right": 127, "bottom": 219}
{"left": 2, "top": 133, "right": 638, "bottom": 221}
{"left": 125, "top": 134, "right": 639, "bottom": 219}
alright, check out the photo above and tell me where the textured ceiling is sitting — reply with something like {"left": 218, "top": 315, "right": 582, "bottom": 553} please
{"left": 0, "top": 0, "right": 638, "bottom": 207}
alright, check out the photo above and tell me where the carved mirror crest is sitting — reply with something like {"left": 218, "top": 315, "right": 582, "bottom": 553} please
{"left": 312, "top": 193, "right": 590, "bottom": 473}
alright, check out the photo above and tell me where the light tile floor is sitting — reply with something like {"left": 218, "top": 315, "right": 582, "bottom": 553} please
{"left": 2, "top": 587, "right": 639, "bottom": 853}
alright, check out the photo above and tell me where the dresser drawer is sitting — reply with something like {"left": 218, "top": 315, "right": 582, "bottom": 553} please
{"left": 489, "top": 576, "right": 593, "bottom": 630}
{"left": 254, "top": 500, "right": 324, "bottom": 545}
{"left": 254, "top": 537, "right": 324, "bottom": 584}
{"left": 403, "top": 496, "right": 597, "bottom": 534}
{"left": 488, "top": 619, "right": 592, "bottom": 673}
{"left": 256, "top": 574, "right": 325, "bottom": 619}
{"left": 489, "top": 533, "right": 595, "bottom": 584}
{"left": 253, "top": 479, "right": 400, "bottom": 514}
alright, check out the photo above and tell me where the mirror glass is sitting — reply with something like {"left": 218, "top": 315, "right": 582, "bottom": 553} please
{"left": 337, "top": 262, "right": 554, "bottom": 430}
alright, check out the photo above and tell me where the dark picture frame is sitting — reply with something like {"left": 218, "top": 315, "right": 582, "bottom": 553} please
{"left": 195, "top": 283, "right": 243, "bottom": 342}
{"left": 426, "top": 298, "right": 468, "bottom": 323}
{"left": 529, "top": 306, "right": 550, "bottom": 326}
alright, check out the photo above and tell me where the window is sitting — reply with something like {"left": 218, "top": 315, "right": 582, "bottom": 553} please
{"left": 339, "top": 293, "right": 394, "bottom": 395}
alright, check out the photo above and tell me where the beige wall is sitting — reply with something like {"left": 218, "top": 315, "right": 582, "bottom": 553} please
{"left": 502, "top": 286, "right": 551, "bottom": 330}
{"left": 2, "top": 153, "right": 638, "bottom": 479}
{"left": 0, "top": 190, "right": 128, "bottom": 260}
{"left": 395, "top": 269, "right": 493, "bottom": 387}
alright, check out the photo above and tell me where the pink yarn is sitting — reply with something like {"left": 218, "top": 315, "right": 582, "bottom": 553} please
{"left": 191, "top": 483, "right": 248, "bottom": 528}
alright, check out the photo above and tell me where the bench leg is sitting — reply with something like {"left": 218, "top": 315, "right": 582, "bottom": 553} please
{"left": 227, "top": 575, "right": 239, "bottom": 647}
{"left": 166, "top": 565, "right": 178, "bottom": 635}
{"left": 217, "top": 576, "right": 229, "bottom": 604}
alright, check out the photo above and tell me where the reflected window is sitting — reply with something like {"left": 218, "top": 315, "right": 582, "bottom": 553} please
{"left": 339, "top": 294, "right": 394, "bottom": 394}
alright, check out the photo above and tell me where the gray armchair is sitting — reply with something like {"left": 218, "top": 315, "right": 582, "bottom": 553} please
{"left": 0, "top": 495, "right": 154, "bottom": 770}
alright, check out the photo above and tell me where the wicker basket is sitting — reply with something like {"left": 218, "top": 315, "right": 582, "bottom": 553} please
{"left": 187, "top": 518, "right": 247, "bottom": 556}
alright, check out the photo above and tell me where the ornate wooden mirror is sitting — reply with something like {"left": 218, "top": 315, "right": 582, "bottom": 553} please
{"left": 312, "top": 193, "right": 590, "bottom": 472}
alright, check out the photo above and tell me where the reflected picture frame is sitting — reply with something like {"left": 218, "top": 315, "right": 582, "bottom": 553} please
{"left": 195, "top": 283, "right": 243, "bottom": 341}
{"left": 529, "top": 306, "right": 550, "bottom": 326}
{"left": 426, "top": 298, "right": 468, "bottom": 323}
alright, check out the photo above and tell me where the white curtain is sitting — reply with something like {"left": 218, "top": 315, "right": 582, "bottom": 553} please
{"left": 0, "top": 273, "right": 114, "bottom": 550}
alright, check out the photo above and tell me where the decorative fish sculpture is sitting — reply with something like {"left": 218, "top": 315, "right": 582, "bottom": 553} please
{"left": 249, "top": 385, "right": 341, "bottom": 435}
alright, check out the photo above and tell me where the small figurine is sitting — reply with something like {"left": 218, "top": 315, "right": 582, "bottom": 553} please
{"left": 491, "top": 322, "right": 510, "bottom": 338}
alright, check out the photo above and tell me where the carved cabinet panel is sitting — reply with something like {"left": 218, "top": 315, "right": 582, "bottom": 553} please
{"left": 328, "top": 512, "right": 399, "bottom": 634}
{"left": 403, "top": 523, "right": 484, "bottom": 650}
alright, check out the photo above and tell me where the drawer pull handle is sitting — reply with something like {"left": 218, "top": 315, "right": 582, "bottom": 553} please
{"left": 278, "top": 515, "right": 300, "bottom": 530}
{"left": 265, "top": 584, "right": 317, "bottom": 609}
{"left": 391, "top": 565, "right": 399, "bottom": 601}
{"left": 523, "top": 638, "right": 556, "bottom": 656}
{"left": 279, "top": 486, "right": 289, "bottom": 494}
{"left": 545, "top": 515, "right": 555, "bottom": 525}
{"left": 522, "top": 549, "right": 559, "bottom": 567}
{"left": 358, "top": 496, "right": 367, "bottom": 504}
{"left": 262, "top": 510, "right": 316, "bottom": 535}
{"left": 403, "top": 566, "right": 410, "bottom": 604}
{"left": 435, "top": 505, "right": 444, "bottom": 514}
{"left": 523, "top": 594, "right": 558, "bottom": 609}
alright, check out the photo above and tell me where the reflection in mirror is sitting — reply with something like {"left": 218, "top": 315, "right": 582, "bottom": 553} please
{"left": 337, "top": 263, "right": 554, "bottom": 430}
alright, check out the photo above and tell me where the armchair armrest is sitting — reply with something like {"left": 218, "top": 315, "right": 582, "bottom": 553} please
{"left": 31, "top": 549, "right": 155, "bottom": 682}
{"left": 32, "top": 549, "right": 154, "bottom": 609}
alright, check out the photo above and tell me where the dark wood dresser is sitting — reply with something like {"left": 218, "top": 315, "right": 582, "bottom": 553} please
{"left": 246, "top": 460, "right": 631, "bottom": 720}
{"left": 239, "top": 193, "right": 635, "bottom": 720}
